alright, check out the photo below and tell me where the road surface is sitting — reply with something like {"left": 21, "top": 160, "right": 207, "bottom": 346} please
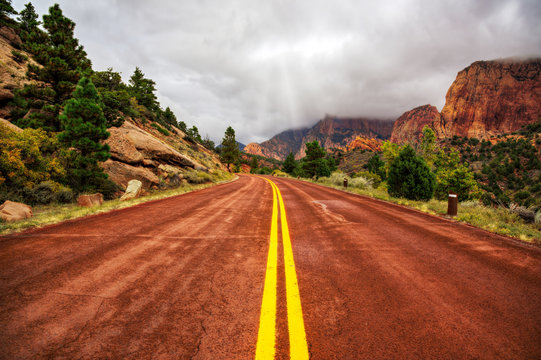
{"left": 0, "top": 175, "right": 540, "bottom": 359}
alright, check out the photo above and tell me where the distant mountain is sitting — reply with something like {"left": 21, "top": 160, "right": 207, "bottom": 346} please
{"left": 244, "top": 115, "right": 394, "bottom": 160}
{"left": 391, "top": 58, "right": 541, "bottom": 143}
{"left": 217, "top": 141, "right": 245, "bottom": 151}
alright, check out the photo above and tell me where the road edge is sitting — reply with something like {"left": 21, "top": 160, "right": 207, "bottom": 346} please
{"left": 278, "top": 176, "right": 541, "bottom": 250}
{"left": 0, "top": 175, "right": 240, "bottom": 237}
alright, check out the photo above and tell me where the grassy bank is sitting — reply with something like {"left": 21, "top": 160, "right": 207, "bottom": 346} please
{"left": 0, "top": 171, "right": 236, "bottom": 235}
{"left": 307, "top": 176, "right": 541, "bottom": 245}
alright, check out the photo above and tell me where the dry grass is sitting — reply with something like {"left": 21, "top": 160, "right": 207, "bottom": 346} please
{"left": 0, "top": 173, "right": 236, "bottom": 235}
{"left": 309, "top": 178, "right": 541, "bottom": 245}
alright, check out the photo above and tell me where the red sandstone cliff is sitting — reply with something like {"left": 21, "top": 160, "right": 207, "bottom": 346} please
{"left": 390, "top": 58, "right": 541, "bottom": 143}
{"left": 390, "top": 105, "right": 441, "bottom": 144}
{"left": 436, "top": 58, "right": 541, "bottom": 139}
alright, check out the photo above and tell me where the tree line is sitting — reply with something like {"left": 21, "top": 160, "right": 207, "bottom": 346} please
{"left": 0, "top": 1, "right": 222, "bottom": 205}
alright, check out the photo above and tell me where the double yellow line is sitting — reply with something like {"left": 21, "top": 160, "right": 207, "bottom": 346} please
{"left": 255, "top": 178, "right": 309, "bottom": 360}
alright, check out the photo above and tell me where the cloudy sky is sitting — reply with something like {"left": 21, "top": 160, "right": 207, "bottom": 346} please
{"left": 12, "top": 0, "right": 541, "bottom": 144}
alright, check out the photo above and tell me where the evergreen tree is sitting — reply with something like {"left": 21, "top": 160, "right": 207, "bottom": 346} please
{"left": 18, "top": 2, "right": 44, "bottom": 46}
{"left": 185, "top": 125, "right": 202, "bottom": 143}
{"left": 201, "top": 135, "right": 215, "bottom": 151}
{"left": 282, "top": 152, "right": 297, "bottom": 174}
{"left": 220, "top": 126, "right": 240, "bottom": 171}
{"left": 58, "top": 77, "right": 110, "bottom": 192}
{"left": 387, "top": 145, "right": 435, "bottom": 201}
{"left": 250, "top": 156, "right": 259, "bottom": 173}
{"left": 366, "top": 153, "right": 386, "bottom": 180}
{"left": 302, "top": 140, "right": 330, "bottom": 178}
{"left": 0, "top": 0, "right": 17, "bottom": 26}
{"left": 162, "top": 107, "right": 177, "bottom": 128}
{"left": 13, "top": 4, "right": 91, "bottom": 131}
{"left": 91, "top": 68, "right": 132, "bottom": 127}
{"left": 128, "top": 67, "right": 158, "bottom": 111}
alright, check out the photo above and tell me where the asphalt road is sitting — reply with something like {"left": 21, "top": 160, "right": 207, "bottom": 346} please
{"left": 0, "top": 175, "right": 540, "bottom": 359}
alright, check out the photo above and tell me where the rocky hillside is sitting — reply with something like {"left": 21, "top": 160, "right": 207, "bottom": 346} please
{"left": 103, "top": 119, "right": 226, "bottom": 190}
{"left": 0, "top": 25, "right": 226, "bottom": 194}
{"left": 390, "top": 105, "right": 441, "bottom": 144}
{"left": 0, "top": 27, "right": 36, "bottom": 119}
{"left": 391, "top": 58, "right": 541, "bottom": 143}
{"left": 245, "top": 115, "right": 394, "bottom": 160}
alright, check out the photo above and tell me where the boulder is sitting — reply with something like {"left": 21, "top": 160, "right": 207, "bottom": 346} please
{"left": 108, "top": 121, "right": 205, "bottom": 168}
{"left": 120, "top": 179, "right": 142, "bottom": 201}
{"left": 77, "top": 193, "right": 104, "bottom": 207}
{"left": 0, "top": 118, "right": 22, "bottom": 133}
{"left": 0, "top": 201, "right": 32, "bottom": 222}
{"left": 105, "top": 125, "right": 144, "bottom": 164}
{"left": 101, "top": 159, "right": 159, "bottom": 189}
{"left": 0, "top": 26, "right": 22, "bottom": 47}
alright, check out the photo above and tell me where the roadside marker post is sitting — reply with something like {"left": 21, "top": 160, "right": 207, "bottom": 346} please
{"left": 447, "top": 192, "right": 458, "bottom": 216}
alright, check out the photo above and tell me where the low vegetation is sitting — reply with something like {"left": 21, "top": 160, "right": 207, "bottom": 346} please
{"left": 0, "top": 171, "right": 234, "bottom": 235}
{"left": 309, "top": 175, "right": 540, "bottom": 244}
{"left": 283, "top": 124, "right": 540, "bottom": 244}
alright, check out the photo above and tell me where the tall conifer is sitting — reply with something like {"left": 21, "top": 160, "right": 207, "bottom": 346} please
{"left": 220, "top": 126, "right": 240, "bottom": 171}
{"left": 13, "top": 4, "right": 91, "bottom": 131}
{"left": 58, "top": 77, "right": 110, "bottom": 191}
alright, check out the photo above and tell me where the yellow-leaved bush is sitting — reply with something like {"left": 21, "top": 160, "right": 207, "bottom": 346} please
{"left": 0, "top": 124, "right": 65, "bottom": 195}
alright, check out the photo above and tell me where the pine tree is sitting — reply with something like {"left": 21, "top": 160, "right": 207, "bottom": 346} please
{"left": 0, "top": 0, "right": 17, "bottom": 26}
{"left": 250, "top": 157, "right": 259, "bottom": 173}
{"left": 162, "top": 107, "right": 177, "bottom": 128}
{"left": 13, "top": 4, "right": 91, "bottom": 131}
{"left": 282, "top": 152, "right": 297, "bottom": 174}
{"left": 387, "top": 145, "right": 435, "bottom": 201}
{"left": 18, "top": 2, "right": 44, "bottom": 47}
{"left": 58, "top": 77, "right": 110, "bottom": 192}
{"left": 302, "top": 140, "right": 330, "bottom": 178}
{"left": 220, "top": 126, "right": 240, "bottom": 171}
{"left": 128, "top": 67, "right": 158, "bottom": 111}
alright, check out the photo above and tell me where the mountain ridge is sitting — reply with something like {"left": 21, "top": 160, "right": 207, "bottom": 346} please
{"left": 244, "top": 115, "right": 394, "bottom": 160}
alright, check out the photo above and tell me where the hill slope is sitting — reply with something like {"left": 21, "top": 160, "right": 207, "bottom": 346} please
{"left": 245, "top": 115, "right": 394, "bottom": 160}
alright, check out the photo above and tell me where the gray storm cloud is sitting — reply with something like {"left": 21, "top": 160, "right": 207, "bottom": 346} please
{"left": 13, "top": 0, "right": 541, "bottom": 143}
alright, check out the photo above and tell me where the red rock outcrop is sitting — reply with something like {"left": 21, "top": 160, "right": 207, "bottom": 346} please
{"left": 243, "top": 143, "right": 267, "bottom": 158}
{"left": 390, "top": 105, "right": 441, "bottom": 144}
{"left": 346, "top": 136, "right": 383, "bottom": 152}
{"left": 435, "top": 58, "right": 541, "bottom": 139}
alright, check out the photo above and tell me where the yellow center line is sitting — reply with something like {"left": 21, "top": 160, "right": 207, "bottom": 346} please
{"left": 255, "top": 177, "right": 309, "bottom": 360}
{"left": 274, "top": 181, "right": 309, "bottom": 360}
{"left": 255, "top": 179, "right": 278, "bottom": 360}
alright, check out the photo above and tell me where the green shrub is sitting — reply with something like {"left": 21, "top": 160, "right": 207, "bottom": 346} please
{"left": 349, "top": 176, "right": 371, "bottom": 189}
{"left": 387, "top": 145, "right": 435, "bottom": 201}
{"left": 353, "top": 170, "right": 382, "bottom": 187}
{"left": 11, "top": 50, "right": 28, "bottom": 63}
{"left": 19, "top": 181, "right": 74, "bottom": 205}
{"left": 151, "top": 123, "right": 170, "bottom": 136}
{"left": 185, "top": 170, "right": 212, "bottom": 184}
{"left": 92, "top": 177, "right": 122, "bottom": 200}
